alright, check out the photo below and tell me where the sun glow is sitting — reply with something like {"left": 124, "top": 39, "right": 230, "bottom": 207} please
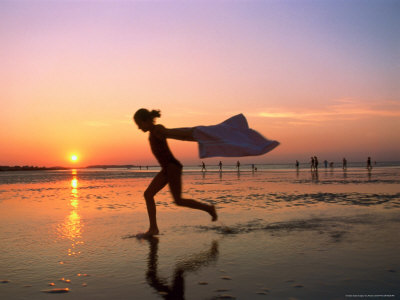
{"left": 71, "top": 155, "right": 78, "bottom": 162}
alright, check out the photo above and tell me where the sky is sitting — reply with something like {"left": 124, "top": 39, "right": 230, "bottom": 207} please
{"left": 1, "top": 0, "right": 399, "bottom": 167}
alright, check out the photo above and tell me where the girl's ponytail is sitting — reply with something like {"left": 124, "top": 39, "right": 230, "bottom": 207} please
{"left": 149, "top": 110, "right": 161, "bottom": 119}
{"left": 134, "top": 108, "right": 161, "bottom": 123}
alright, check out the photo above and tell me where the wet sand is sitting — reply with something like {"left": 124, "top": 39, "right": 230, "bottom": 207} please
{"left": 0, "top": 167, "right": 399, "bottom": 299}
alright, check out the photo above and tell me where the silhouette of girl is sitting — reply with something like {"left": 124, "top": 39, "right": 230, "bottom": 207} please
{"left": 133, "top": 109, "right": 217, "bottom": 237}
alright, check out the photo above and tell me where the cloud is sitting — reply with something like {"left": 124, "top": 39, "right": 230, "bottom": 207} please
{"left": 257, "top": 99, "right": 400, "bottom": 123}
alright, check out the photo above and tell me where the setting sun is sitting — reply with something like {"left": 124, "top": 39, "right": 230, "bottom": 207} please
{"left": 71, "top": 155, "right": 78, "bottom": 162}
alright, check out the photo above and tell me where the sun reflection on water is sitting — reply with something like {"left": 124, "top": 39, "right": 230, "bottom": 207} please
{"left": 57, "top": 171, "right": 84, "bottom": 256}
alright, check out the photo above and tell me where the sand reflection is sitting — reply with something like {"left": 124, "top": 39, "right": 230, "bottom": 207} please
{"left": 57, "top": 170, "right": 84, "bottom": 256}
{"left": 145, "top": 238, "right": 218, "bottom": 299}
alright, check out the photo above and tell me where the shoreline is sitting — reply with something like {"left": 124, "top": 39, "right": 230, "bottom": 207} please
{"left": 1, "top": 160, "right": 399, "bottom": 172}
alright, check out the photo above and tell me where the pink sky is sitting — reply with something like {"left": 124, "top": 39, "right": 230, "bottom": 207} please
{"left": 1, "top": 0, "right": 399, "bottom": 167}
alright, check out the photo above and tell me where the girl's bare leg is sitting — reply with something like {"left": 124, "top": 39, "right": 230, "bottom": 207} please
{"left": 142, "top": 172, "right": 168, "bottom": 236}
{"left": 167, "top": 164, "right": 217, "bottom": 221}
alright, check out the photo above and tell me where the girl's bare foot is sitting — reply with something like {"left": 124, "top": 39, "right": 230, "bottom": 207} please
{"left": 209, "top": 205, "right": 218, "bottom": 222}
{"left": 137, "top": 228, "right": 159, "bottom": 239}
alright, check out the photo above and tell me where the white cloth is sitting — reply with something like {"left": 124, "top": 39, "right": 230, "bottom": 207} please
{"left": 192, "top": 114, "right": 280, "bottom": 159}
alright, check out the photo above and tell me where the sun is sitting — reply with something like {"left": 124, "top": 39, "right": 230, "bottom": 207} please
{"left": 71, "top": 155, "right": 78, "bottom": 162}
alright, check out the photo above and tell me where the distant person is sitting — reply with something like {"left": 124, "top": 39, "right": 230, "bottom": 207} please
{"left": 342, "top": 158, "right": 347, "bottom": 170}
{"left": 310, "top": 157, "right": 315, "bottom": 171}
{"left": 329, "top": 162, "right": 334, "bottom": 168}
{"left": 236, "top": 160, "right": 240, "bottom": 171}
{"left": 367, "top": 157, "right": 372, "bottom": 171}
{"left": 295, "top": 160, "right": 299, "bottom": 170}
{"left": 324, "top": 160, "right": 328, "bottom": 168}
{"left": 219, "top": 161, "right": 223, "bottom": 172}
{"left": 201, "top": 161, "right": 206, "bottom": 172}
{"left": 314, "top": 156, "right": 319, "bottom": 171}
{"left": 251, "top": 164, "right": 255, "bottom": 172}
{"left": 133, "top": 109, "right": 217, "bottom": 238}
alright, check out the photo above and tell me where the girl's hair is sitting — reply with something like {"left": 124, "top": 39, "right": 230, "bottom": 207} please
{"left": 133, "top": 108, "right": 161, "bottom": 123}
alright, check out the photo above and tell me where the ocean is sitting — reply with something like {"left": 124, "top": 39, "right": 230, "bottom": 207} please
{"left": 1, "top": 164, "right": 399, "bottom": 299}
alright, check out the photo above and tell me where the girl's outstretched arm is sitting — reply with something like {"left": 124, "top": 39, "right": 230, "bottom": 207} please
{"left": 163, "top": 127, "right": 196, "bottom": 141}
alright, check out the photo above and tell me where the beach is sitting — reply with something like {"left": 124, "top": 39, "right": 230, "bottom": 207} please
{"left": 1, "top": 166, "right": 399, "bottom": 299}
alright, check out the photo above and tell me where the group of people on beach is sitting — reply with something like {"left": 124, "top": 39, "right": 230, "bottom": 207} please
{"left": 200, "top": 160, "right": 257, "bottom": 172}
{"left": 295, "top": 156, "right": 375, "bottom": 171}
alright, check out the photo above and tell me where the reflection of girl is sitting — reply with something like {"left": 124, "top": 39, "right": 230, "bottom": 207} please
{"left": 146, "top": 237, "right": 218, "bottom": 299}
{"left": 133, "top": 109, "right": 217, "bottom": 237}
